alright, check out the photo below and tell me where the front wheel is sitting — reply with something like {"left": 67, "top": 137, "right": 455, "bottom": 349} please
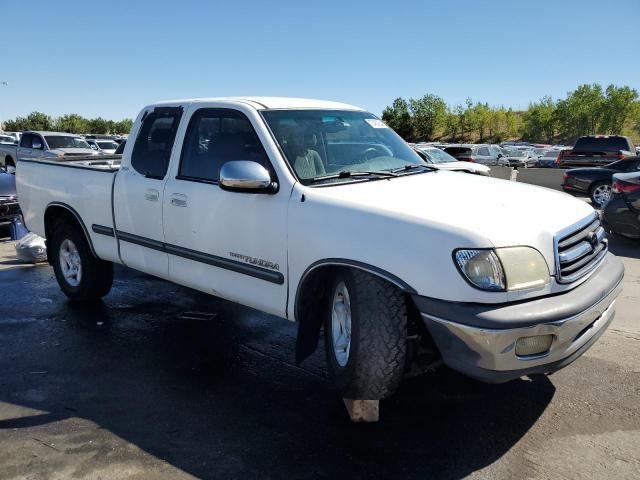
{"left": 50, "top": 220, "right": 113, "bottom": 302}
{"left": 324, "top": 269, "right": 407, "bottom": 399}
{"left": 590, "top": 181, "right": 612, "bottom": 208}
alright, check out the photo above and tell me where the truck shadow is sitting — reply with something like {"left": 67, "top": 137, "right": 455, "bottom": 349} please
{"left": 0, "top": 265, "right": 555, "bottom": 479}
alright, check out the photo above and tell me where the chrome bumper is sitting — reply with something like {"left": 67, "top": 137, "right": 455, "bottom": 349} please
{"left": 416, "top": 254, "right": 624, "bottom": 383}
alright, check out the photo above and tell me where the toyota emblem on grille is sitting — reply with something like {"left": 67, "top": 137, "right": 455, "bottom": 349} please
{"left": 588, "top": 231, "right": 599, "bottom": 248}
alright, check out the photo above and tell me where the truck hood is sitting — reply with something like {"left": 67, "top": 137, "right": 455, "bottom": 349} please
{"left": 308, "top": 170, "right": 594, "bottom": 250}
{"left": 431, "top": 161, "right": 489, "bottom": 175}
{"left": 50, "top": 148, "right": 99, "bottom": 156}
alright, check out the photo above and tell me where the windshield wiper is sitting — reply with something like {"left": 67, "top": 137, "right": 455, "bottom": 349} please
{"left": 305, "top": 170, "right": 399, "bottom": 184}
{"left": 391, "top": 163, "right": 436, "bottom": 173}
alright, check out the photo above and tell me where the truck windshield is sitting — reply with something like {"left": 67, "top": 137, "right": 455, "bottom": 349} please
{"left": 261, "top": 110, "right": 424, "bottom": 183}
{"left": 421, "top": 148, "right": 458, "bottom": 164}
{"left": 45, "top": 136, "right": 91, "bottom": 149}
{"left": 97, "top": 141, "right": 118, "bottom": 150}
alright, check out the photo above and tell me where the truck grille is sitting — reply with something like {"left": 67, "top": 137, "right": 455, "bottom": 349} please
{"left": 554, "top": 213, "right": 607, "bottom": 283}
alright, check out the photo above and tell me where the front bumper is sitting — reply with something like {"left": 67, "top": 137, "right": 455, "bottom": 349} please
{"left": 413, "top": 253, "right": 624, "bottom": 383}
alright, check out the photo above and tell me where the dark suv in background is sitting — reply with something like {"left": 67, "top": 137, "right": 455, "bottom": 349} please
{"left": 557, "top": 135, "right": 636, "bottom": 168}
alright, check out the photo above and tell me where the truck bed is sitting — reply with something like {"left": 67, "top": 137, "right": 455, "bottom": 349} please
{"left": 16, "top": 156, "right": 121, "bottom": 264}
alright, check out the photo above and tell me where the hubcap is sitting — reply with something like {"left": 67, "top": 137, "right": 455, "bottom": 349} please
{"left": 593, "top": 184, "right": 612, "bottom": 206}
{"left": 59, "top": 239, "right": 82, "bottom": 287}
{"left": 331, "top": 281, "right": 352, "bottom": 367}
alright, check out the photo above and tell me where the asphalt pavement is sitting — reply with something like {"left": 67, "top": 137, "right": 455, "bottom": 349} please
{"left": 0, "top": 231, "right": 638, "bottom": 480}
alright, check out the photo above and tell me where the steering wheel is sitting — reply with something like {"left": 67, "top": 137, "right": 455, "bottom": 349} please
{"left": 358, "top": 147, "right": 382, "bottom": 162}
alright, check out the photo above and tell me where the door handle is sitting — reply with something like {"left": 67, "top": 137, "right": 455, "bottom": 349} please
{"left": 170, "top": 193, "right": 187, "bottom": 207}
{"left": 144, "top": 189, "right": 159, "bottom": 202}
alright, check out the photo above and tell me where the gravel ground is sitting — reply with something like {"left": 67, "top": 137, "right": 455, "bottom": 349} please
{"left": 0, "top": 231, "right": 638, "bottom": 480}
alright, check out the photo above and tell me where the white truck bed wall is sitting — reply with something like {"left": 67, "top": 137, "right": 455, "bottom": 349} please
{"left": 16, "top": 161, "right": 120, "bottom": 264}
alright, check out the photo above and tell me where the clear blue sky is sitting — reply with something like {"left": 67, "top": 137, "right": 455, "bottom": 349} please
{"left": 1, "top": 0, "right": 639, "bottom": 121}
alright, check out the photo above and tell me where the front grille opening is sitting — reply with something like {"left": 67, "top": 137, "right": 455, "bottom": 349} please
{"left": 555, "top": 214, "right": 607, "bottom": 283}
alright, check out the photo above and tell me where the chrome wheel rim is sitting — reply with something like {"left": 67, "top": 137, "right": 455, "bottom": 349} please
{"left": 59, "top": 239, "right": 82, "bottom": 287}
{"left": 593, "top": 184, "right": 612, "bottom": 206}
{"left": 331, "top": 281, "right": 352, "bottom": 367}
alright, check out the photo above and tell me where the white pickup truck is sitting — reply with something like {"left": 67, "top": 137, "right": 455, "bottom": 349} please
{"left": 17, "top": 97, "right": 624, "bottom": 406}
{"left": 0, "top": 131, "right": 98, "bottom": 167}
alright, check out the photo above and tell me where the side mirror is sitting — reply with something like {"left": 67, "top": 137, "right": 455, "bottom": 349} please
{"left": 32, "top": 140, "right": 43, "bottom": 149}
{"left": 219, "top": 161, "right": 277, "bottom": 193}
{"left": 497, "top": 153, "right": 503, "bottom": 158}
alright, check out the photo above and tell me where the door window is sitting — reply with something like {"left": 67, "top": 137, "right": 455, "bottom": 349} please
{"left": 178, "top": 108, "right": 270, "bottom": 183}
{"left": 20, "top": 134, "right": 33, "bottom": 148}
{"left": 130, "top": 107, "right": 183, "bottom": 179}
{"left": 477, "top": 147, "right": 490, "bottom": 156}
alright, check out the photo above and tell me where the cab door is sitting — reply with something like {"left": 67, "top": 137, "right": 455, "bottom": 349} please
{"left": 113, "top": 106, "right": 183, "bottom": 278}
{"left": 162, "top": 105, "right": 289, "bottom": 318}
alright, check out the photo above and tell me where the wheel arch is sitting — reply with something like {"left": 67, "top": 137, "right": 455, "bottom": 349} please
{"left": 293, "top": 259, "right": 416, "bottom": 363}
{"left": 44, "top": 202, "right": 97, "bottom": 261}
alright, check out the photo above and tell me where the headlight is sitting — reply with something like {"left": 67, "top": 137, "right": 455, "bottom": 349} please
{"left": 454, "top": 249, "right": 505, "bottom": 291}
{"left": 454, "top": 247, "right": 549, "bottom": 292}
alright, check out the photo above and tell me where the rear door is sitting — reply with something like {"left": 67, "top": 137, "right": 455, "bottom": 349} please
{"left": 113, "top": 106, "right": 183, "bottom": 278}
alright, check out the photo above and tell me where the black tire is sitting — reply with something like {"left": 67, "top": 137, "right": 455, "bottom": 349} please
{"left": 589, "top": 180, "right": 612, "bottom": 208}
{"left": 324, "top": 269, "right": 407, "bottom": 399}
{"left": 5, "top": 156, "right": 15, "bottom": 167}
{"left": 49, "top": 219, "right": 113, "bottom": 302}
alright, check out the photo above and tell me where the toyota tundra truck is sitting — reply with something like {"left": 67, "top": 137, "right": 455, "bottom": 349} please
{"left": 16, "top": 97, "right": 624, "bottom": 411}
{"left": 0, "top": 131, "right": 99, "bottom": 167}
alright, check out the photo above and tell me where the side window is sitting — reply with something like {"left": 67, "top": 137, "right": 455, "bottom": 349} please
{"left": 32, "top": 135, "right": 44, "bottom": 149}
{"left": 178, "top": 108, "right": 269, "bottom": 182}
{"left": 20, "top": 134, "right": 33, "bottom": 148}
{"left": 477, "top": 147, "right": 490, "bottom": 156}
{"left": 130, "top": 107, "right": 182, "bottom": 179}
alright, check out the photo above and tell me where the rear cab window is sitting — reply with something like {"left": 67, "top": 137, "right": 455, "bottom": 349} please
{"left": 573, "top": 137, "right": 633, "bottom": 153}
{"left": 130, "top": 107, "right": 183, "bottom": 179}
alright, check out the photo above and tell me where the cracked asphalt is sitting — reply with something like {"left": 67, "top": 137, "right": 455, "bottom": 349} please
{"left": 0, "top": 230, "right": 639, "bottom": 480}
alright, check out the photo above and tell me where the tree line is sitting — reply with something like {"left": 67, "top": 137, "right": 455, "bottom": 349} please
{"left": 381, "top": 84, "right": 640, "bottom": 145}
{"left": 1, "top": 111, "right": 133, "bottom": 135}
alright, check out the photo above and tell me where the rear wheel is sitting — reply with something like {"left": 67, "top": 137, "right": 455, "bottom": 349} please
{"left": 324, "top": 269, "right": 407, "bottom": 399}
{"left": 50, "top": 220, "right": 113, "bottom": 302}
{"left": 5, "top": 156, "right": 15, "bottom": 168}
{"left": 590, "top": 181, "right": 612, "bottom": 208}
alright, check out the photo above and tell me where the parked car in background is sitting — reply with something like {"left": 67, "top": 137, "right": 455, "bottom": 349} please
{"left": 505, "top": 148, "right": 537, "bottom": 167}
{"left": 562, "top": 158, "right": 640, "bottom": 207}
{"left": 0, "top": 166, "right": 20, "bottom": 229}
{"left": 414, "top": 146, "right": 490, "bottom": 175}
{"left": 602, "top": 171, "right": 640, "bottom": 239}
{"left": 443, "top": 144, "right": 507, "bottom": 166}
{"left": 0, "top": 134, "right": 17, "bottom": 145}
{"left": 0, "top": 131, "right": 99, "bottom": 167}
{"left": 86, "top": 139, "right": 119, "bottom": 154}
{"left": 535, "top": 150, "right": 560, "bottom": 168}
{"left": 557, "top": 135, "right": 636, "bottom": 168}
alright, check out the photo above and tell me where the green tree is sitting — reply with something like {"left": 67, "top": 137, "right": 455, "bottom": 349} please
{"left": 113, "top": 119, "right": 133, "bottom": 134}
{"left": 600, "top": 85, "right": 638, "bottom": 134}
{"left": 556, "top": 84, "right": 605, "bottom": 142}
{"left": 409, "top": 94, "right": 446, "bottom": 141}
{"left": 381, "top": 97, "right": 413, "bottom": 140}
{"left": 55, "top": 114, "right": 88, "bottom": 133}
{"left": 522, "top": 96, "right": 556, "bottom": 143}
